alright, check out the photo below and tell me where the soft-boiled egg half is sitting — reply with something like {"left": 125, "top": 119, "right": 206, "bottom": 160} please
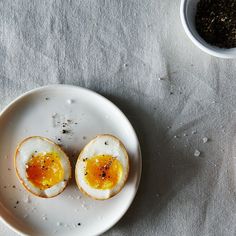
{"left": 15, "top": 136, "right": 71, "bottom": 198}
{"left": 75, "top": 134, "right": 129, "bottom": 200}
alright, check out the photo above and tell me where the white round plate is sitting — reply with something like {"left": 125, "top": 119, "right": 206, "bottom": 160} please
{"left": 0, "top": 85, "right": 142, "bottom": 236}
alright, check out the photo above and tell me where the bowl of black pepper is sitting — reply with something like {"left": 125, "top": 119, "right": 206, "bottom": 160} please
{"left": 180, "top": 0, "right": 236, "bottom": 58}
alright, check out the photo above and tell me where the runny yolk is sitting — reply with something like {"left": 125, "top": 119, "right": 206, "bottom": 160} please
{"left": 84, "top": 155, "right": 123, "bottom": 190}
{"left": 26, "top": 152, "right": 64, "bottom": 190}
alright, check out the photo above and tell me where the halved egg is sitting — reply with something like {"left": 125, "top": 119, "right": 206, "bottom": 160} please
{"left": 15, "top": 136, "right": 71, "bottom": 198}
{"left": 75, "top": 134, "right": 129, "bottom": 200}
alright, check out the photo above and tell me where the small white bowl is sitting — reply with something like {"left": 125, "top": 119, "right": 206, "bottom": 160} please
{"left": 180, "top": 0, "right": 236, "bottom": 58}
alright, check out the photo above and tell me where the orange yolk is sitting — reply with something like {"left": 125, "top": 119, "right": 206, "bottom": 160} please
{"left": 26, "top": 152, "right": 64, "bottom": 190}
{"left": 84, "top": 155, "right": 123, "bottom": 190}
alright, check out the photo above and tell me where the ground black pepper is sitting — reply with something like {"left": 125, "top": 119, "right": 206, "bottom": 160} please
{"left": 62, "top": 129, "right": 69, "bottom": 134}
{"left": 196, "top": 0, "right": 236, "bottom": 48}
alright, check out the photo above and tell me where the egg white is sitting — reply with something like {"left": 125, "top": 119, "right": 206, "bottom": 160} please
{"left": 75, "top": 134, "right": 129, "bottom": 200}
{"left": 15, "top": 136, "right": 71, "bottom": 198}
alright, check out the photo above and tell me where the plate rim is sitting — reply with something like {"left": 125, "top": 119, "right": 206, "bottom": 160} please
{"left": 0, "top": 84, "right": 142, "bottom": 236}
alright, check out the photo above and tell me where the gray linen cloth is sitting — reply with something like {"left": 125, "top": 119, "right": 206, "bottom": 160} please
{"left": 0, "top": 0, "right": 236, "bottom": 236}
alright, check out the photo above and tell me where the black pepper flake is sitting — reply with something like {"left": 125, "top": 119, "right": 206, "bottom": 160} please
{"left": 57, "top": 138, "right": 61, "bottom": 141}
{"left": 83, "top": 136, "right": 86, "bottom": 140}
{"left": 16, "top": 201, "right": 19, "bottom": 204}
{"left": 35, "top": 151, "right": 37, "bottom": 153}
{"left": 104, "top": 141, "right": 108, "bottom": 145}
{"left": 3, "top": 186, "right": 7, "bottom": 188}
{"left": 78, "top": 223, "right": 81, "bottom": 226}
{"left": 101, "top": 171, "right": 106, "bottom": 178}
{"left": 14, "top": 206, "right": 16, "bottom": 208}
{"left": 62, "top": 129, "right": 69, "bottom": 134}
{"left": 84, "top": 172, "right": 88, "bottom": 176}
{"left": 170, "top": 92, "right": 173, "bottom": 95}
{"left": 45, "top": 97, "right": 49, "bottom": 100}
{"left": 8, "top": 168, "right": 11, "bottom": 171}
{"left": 75, "top": 122, "right": 78, "bottom": 125}
{"left": 12, "top": 185, "right": 16, "bottom": 188}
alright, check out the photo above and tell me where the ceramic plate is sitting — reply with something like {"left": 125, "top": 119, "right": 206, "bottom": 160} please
{"left": 0, "top": 85, "right": 141, "bottom": 236}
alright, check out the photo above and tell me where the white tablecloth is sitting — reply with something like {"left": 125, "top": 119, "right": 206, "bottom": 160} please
{"left": 1, "top": 0, "right": 236, "bottom": 235}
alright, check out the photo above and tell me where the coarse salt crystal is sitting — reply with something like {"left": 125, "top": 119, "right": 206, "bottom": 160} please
{"left": 202, "top": 137, "right": 208, "bottom": 143}
{"left": 67, "top": 99, "right": 74, "bottom": 104}
{"left": 81, "top": 203, "right": 88, "bottom": 210}
{"left": 24, "top": 195, "right": 31, "bottom": 203}
{"left": 57, "top": 222, "right": 62, "bottom": 226}
{"left": 194, "top": 150, "right": 201, "bottom": 157}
